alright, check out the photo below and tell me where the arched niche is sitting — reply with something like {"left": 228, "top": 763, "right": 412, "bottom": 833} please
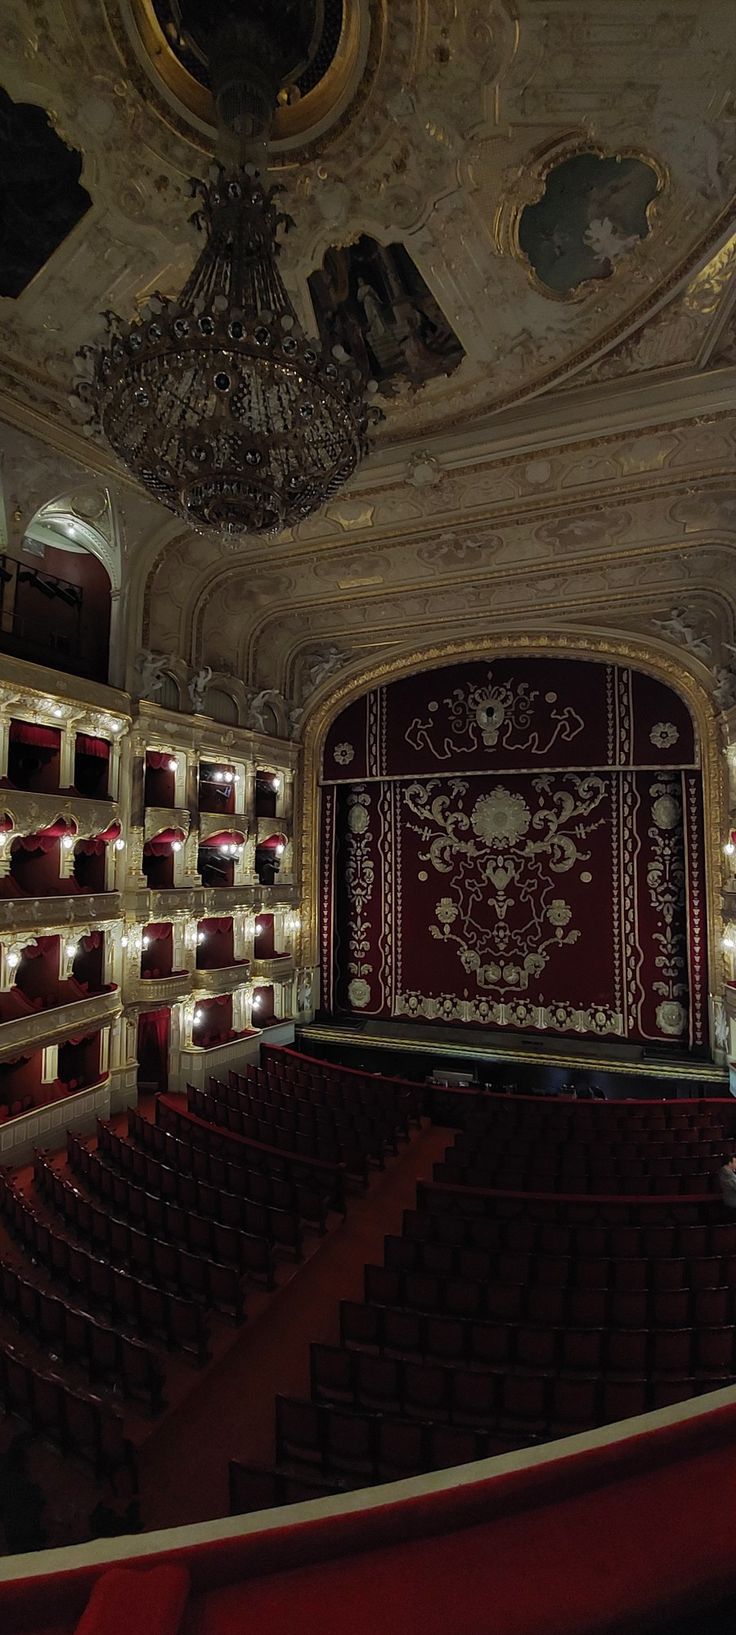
{"left": 3, "top": 493, "right": 117, "bottom": 683}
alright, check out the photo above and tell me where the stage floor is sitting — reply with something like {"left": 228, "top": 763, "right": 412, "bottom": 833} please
{"left": 299, "top": 1017, "right": 726, "bottom": 1091}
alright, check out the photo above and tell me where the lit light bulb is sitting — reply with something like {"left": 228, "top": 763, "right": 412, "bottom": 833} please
{"left": 115, "top": 837, "right": 125, "bottom": 851}
{"left": 121, "top": 936, "right": 129, "bottom": 949}
{"left": 272, "top": 777, "right": 280, "bottom": 791}
{"left": 725, "top": 841, "right": 735, "bottom": 856}
{"left": 252, "top": 996, "right": 260, "bottom": 1007}
{"left": 172, "top": 840, "right": 182, "bottom": 852}
{"left": 66, "top": 943, "right": 77, "bottom": 958}
{"left": 52, "top": 706, "right": 64, "bottom": 718}
{"left": 276, "top": 842, "right": 284, "bottom": 855}
{"left": 62, "top": 835, "right": 74, "bottom": 849}
{"left": 220, "top": 846, "right": 229, "bottom": 855}
{"left": 141, "top": 937, "right": 150, "bottom": 950}
{"left": 194, "top": 1009, "right": 203, "bottom": 1024}
{"left": 7, "top": 951, "right": 19, "bottom": 968}
{"left": 168, "top": 758, "right": 178, "bottom": 772}
{"left": 110, "top": 720, "right": 123, "bottom": 733}
{"left": 197, "top": 931, "right": 205, "bottom": 944}
{"left": 254, "top": 924, "right": 262, "bottom": 935}
{"left": 213, "top": 771, "right": 223, "bottom": 782}
{"left": 224, "top": 771, "right": 233, "bottom": 783}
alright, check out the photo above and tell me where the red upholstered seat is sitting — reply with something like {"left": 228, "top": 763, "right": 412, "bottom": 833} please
{"left": 73, "top": 1567, "right": 190, "bottom": 1635}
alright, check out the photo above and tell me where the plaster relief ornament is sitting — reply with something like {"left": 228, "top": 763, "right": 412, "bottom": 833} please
{"left": 713, "top": 665, "right": 736, "bottom": 711}
{"left": 518, "top": 152, "right": 661, "bottom": 297}
{"left": 649, "top": 722, "right": 679, "bottom": 749}
{"left": 652, "top": 609, "right": 713, "bottom": 662}
{"left": 406, "top": 450, "right": 443, "bottom": 489}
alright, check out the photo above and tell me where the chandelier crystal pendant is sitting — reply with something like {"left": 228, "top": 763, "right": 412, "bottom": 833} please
{"left": 74, "top": 5, "right": 379, "bottom": 538}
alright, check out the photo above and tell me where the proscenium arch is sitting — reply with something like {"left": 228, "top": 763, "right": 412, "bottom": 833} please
{"left": 297, "top": 632, "right": 726, "bottom": 1050}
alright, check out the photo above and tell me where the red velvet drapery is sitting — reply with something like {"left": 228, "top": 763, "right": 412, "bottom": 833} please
{"left": 255, "top": 913, "right": 275, "bottom": 958}
{"left": 75, "top": 734, "right": 109, "bottom": 758}
{"left": 196, "top": 917, "right": 235, "bottom": 970}
{"left": 321, "top": 658, "right": 708, "bottom": 1048}
{"left": 144, "top": 828, "right": 186, "bottom": 856}
{"left": 9, "top": 720, "right": 61, "bottom": 749}
{"left": 137, "top": 1008, "right": 170, "bottom": 1089}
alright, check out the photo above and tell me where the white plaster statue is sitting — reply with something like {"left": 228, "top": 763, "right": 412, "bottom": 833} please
{"left": 713, "top": 665, "right": 736, "bottom": 711}
{"left": 300, "top": 643, "right": 345, "bottom": 699}
{"left": 134, "top": 649, "right": 169, "bottom": 699}
{"left": 188, "top": 665, "right": 213, "bottom": 713}
{"left": 246, "top": 689, "right": 287, "bottom": 734}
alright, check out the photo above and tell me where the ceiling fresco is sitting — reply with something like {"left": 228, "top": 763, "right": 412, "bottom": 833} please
{"left": 0, "top": 0, "right": 735, "bottom": 731}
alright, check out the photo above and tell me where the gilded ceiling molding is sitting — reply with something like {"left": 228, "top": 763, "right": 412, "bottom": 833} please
{"left": 298, "top": 633, "right": 726, "bottom": 1041}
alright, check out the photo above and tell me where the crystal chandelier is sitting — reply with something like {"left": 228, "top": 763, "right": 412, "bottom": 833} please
{"left": 74, "top": 4, "right": 377, "bottom": 538}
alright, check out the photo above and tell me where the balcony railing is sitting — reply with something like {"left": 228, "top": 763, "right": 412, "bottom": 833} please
{"left": 0, "top": 986, "right": 120, "bottom": 1060}
{"left": 0, "top": 892, "right": 123, "bottom": 931}
{"left": 250, "top": 955, "right": 295, "bottom": 982}
{"left": 193, "top": 963, "right": 250, "bottom": 996}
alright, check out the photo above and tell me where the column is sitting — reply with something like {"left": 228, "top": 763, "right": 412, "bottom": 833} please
{"left": 232, "top": 984, "right": 249, "bottom": 1032}
{"left": 107, "top": 735, "right": 123, "bottom": 801}
{"left": 59, "top": 723, "right": 76, "bottom": 789}
{"left": 41, "top": 1044, "right": 59, "bottom": 1084}
{"left": 0, "top": 716, "right": 10, "bottom": 782}
{"left": 99, "top": 1026, "right": 111, "bottom": 1076}
{"left": 58, "top": 832, "right": 76, "bottom": 883}
{"left": 232, "top": 909, "right": 249, "bottom": 961}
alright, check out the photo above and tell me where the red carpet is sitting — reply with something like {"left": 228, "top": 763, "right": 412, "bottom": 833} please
{"left": 138, "top": 1121, "right": 451, "bottom": 1529}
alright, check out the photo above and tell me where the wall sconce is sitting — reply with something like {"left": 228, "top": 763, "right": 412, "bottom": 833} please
{"left": 254, "top": 924, "right": 262, "bottom": 936}
{"left": 62, "top": 835, "right": 74, "bottom": 850}
{"left": 121, "top": 936, "right": 129, "bottom": 949}
{"left": 115, "top": 836, "right": 126, "bottom": 851}
{"left": 194, "top": 1008, "right": 204, "bottom": 1025}
{"left": 276, "top": 842, "right": 285, "bottom": 856}
{"left": 110, "top": 720, "right": 123, "bottom": 734}
{"left": 272, "top": 777, "right": 280, "bottom": 791}
{"left": 141, "top": 936, "right": 150, "bottom": 950}
{"left": 7, "top": 951, "right": 19, "bottom": 968}
{"left": 725, "top": 840, "right": 735, "bottom": 857}
{"left": 52, "top": 705, "right": 64, "bottom": 718}
{"left": 65, "top": 943, "right": 77, "bottom": 958}
{"left": 172, "top": 840, "right": 182, "bottom": 853}
{"left": 168, "top": 758, "right": 178, "bottom": 772}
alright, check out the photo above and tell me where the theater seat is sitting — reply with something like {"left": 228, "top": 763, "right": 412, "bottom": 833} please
{"left": 74, "top": 1566, "right": 190, "bottom": 1635}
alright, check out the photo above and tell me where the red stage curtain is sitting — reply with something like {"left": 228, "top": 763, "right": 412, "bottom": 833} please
{"left": 321, "top": 657, "right": 707, "bottom": 1048}
{"left": 75, "top": 734, "right": 109, "bottom": 758}
{"left": 322, "top": 658, "right": 697, "bottom": 782}
{"left": 324, "top": 772, "right": 707, "bottom": 1048}
{"left": 9, "top": 720, "right": 61, "bottom": 748}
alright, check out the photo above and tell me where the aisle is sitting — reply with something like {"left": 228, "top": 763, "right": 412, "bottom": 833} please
{"left": 138, "top": 1120, "right": 451, "bottom": 1531}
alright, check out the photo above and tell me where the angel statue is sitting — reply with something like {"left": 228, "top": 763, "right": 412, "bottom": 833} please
{"left": 133, "top": 650, "right": 168, "bottom": 699}
{"left": 713, "top": 665, "right": 736, "bottom": 711}
{"left": 188, "top": 666, "right": 212, "bottom": 714}
{"left": 246, "top": 688, "right": 287, "bottom": 734}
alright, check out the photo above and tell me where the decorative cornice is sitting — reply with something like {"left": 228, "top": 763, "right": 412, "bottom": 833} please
{"left": 0, "top": 791, "right": 122, "bottom": 841}
{"left": 0, "top": 893, "right": 123, "bottom": 933}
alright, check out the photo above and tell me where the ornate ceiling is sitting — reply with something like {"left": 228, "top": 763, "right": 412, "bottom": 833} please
{"left": 1, "top": 0, "right": 736, "bottom": 727}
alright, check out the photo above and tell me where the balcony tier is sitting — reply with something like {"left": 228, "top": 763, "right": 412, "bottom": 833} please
{"left": 0, "top": 986, "right": 121, "bottom": 1061}
{"left": 193, "top": 963, "right": 251, "bottom": 996}
{"left": 1, "top": 789, "right": 121, "bottom": 839}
